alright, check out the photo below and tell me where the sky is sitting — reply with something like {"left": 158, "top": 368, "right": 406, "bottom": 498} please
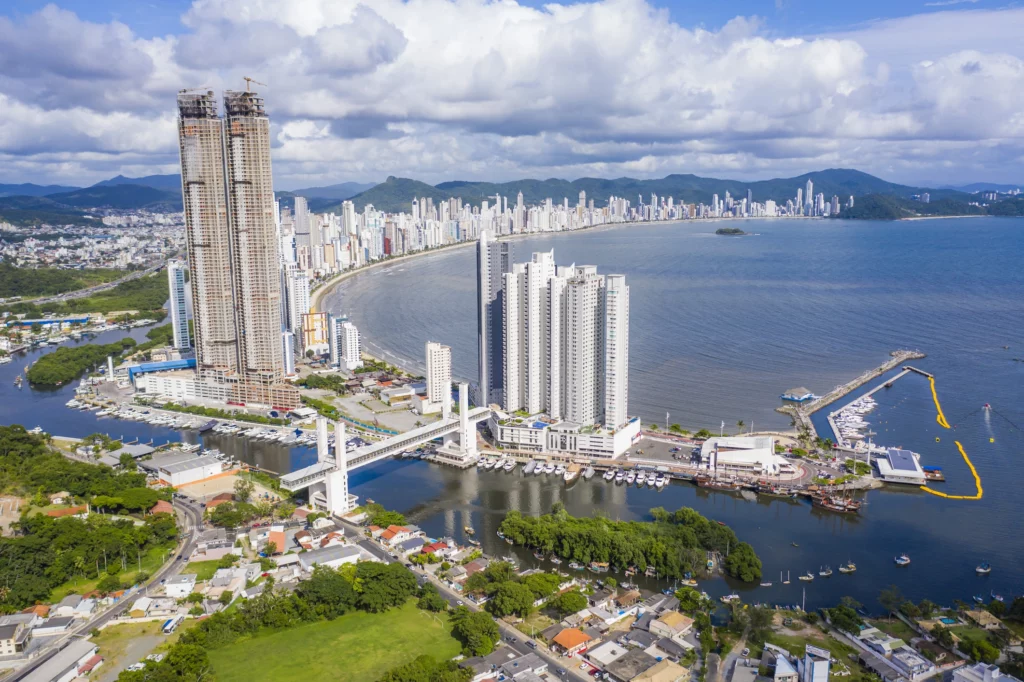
{"left": 1, "top": 0, "right": 1022, "bottom": 190}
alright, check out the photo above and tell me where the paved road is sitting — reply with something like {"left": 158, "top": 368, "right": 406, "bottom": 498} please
{"left": 29, "top": 261, "right": 169, "bottom": 306}
{"left": 6, "top": 498, "right": 203, "bottom": 682}
{"left": 336, "top": 519, "right": 590, "bottom": 682}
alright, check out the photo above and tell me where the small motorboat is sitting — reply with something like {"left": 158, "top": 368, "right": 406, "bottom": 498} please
{"left": 976, "top": 562, "right": 992, "bottom": 575}
{"left": 603, "top": 469, "right": 615, "bottom": 481}
{"left": 550, "top": 556, "right": 562, "bottom": 565}
{"left": 464, "top": 526, "right": 475, "bottom": 535}
{"left": 569, "top": 562, "right": 584, "bottom": 571}
{"left": 798, "top": 572, "right": 815, "bottom": 582}
{"left": 991, "top": 591, "right": 1005, "bottom": 603}
{"left": 838, "top": 562, "right": 857, "bottom": 574}
{"left": 973, "top": 595, "right": 985, "bottom": 604}
{"left": 819, "top": 566, "right": 833, "bottom": 578}
{"left": 760, "top": 581, "right": 773, "bottom": 587}
{"left": 894, "top": 554, "right": 911, "bottom": 567}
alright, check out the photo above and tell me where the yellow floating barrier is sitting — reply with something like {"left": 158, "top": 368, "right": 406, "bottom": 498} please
{"left": 919, "top": 377, "right": 982, "bottom": 500}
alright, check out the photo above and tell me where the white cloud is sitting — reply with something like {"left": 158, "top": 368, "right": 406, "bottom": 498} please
{"left": 1, "top": 0, "right": 1023, "bottom": 187}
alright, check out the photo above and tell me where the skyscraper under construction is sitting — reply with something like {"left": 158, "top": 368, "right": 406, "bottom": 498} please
{"left": 177, "top": 86, "right": 296, "bottom": 409}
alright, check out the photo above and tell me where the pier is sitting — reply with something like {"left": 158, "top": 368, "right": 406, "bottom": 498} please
{"left": 776, "top": 349, "right": 926, "bottom": 439}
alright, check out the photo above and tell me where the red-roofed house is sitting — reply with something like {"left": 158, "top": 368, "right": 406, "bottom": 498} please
{"left": 382, "top": 525, "right": 412, "bottom": 546}
{"left": 421, "top": 542, "right": 451, "bottom": 556}
{"left": 368, "top": 525, "right": 383, "bottom": 538}
{"left": 78, "top": 654, "right": 104, "bottom": 675}
{"left": 22, "top": 605, "right": 49, "bottom": 618}
{"left": 150, "top": 500, "right": 174, "bottom": 515}
{"left": 266, "top": 527, "right": 287, "bottom": 555}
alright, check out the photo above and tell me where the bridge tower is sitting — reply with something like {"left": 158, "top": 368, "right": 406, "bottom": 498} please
{"left": 325, "top": 421, "right": 352, "bottom": 516}
{"left": 457, "top": 381, "right": 477, "bottom": 456}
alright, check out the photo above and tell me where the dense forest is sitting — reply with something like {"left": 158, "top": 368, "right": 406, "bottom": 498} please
{"left": 26, "top": 337, "right": 136, "bottom": 386}
{"left": 0, "top": 425, "right": 177, "bottom": 609}
{"left": 498, "top": 503, "right": 762, "bottom": 582}
{"left": 0, "top": 264, "right": 123, "bottom": 298}
{"left": 1, "top": 272, "right": 168, "bottom": 317}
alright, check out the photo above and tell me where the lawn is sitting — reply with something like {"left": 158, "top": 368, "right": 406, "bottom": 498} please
{"left": 90, "top": 620, "right": 199, "bottom": 679}
{"left": 766, "top": 632, "right": 873, "bottom": 682}
{"left": 48, "top": 542, "right": 176, "bottom": 602}
{"left": 208, "top": 600, "right": 461, "bottom": 682}
{"left": 949, "top": 625, "right": 991, "bottom": 646}
{"left": 868, "top": 618, "right": 918, "bottom": 642}
{"left": 183, "top": 559, "right": 223, "bottom": 582}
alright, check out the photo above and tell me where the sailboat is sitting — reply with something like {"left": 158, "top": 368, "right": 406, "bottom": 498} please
{"left": 819, "top": 565, "right": 833, "bottom": 578}
{"left": 782, "top": 570, "right": 791, "bottom": 585}
{"left": 838, "top": 560, "right": 857, "bottom": 574}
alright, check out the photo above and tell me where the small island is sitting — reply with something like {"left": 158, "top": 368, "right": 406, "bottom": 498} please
{"left": 715, "top": 227, "right": 749, "bottom": 235}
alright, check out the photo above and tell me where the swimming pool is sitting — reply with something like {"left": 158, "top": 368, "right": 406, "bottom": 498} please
{"left": 939, "top": 617, "right": 957, "bottom": 625}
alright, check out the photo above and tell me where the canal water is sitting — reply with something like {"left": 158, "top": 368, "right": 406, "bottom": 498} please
{"left": 2, "top": 216, "right": 1021, "bottom": 611}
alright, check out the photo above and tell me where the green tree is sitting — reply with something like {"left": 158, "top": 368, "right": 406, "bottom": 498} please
{"left": 988, "top": 599, "right": 1007, "bottom": 617}
{"left": 550, "top": 590, "right": 588, "bottom": 617}
{"left": 878, "top": 585, "right": 904, "bottom": 621}
{"left": 234, "top": 477, "right": 255, "bottom": 504}
{"left": 118, "top": 453, "right": 136, "bottom": 470}
{"left": 378, "top": 654, "right": 473, "bottom": 682}
{"left": 355, "top": 562, "right": 417, "bottom": 613}
{"left": 219, "top": 590, "right": 233, "bottom": 606}
{"left": 676, "top": 587, "right": 706, "bottom": 613}
{"left": 263, "top": 541, "right": 278, "bottom": 556}
{"left": 695, "top": 429, "right": 711, "bottom": 439}
{"left": 185, "top": 592, "right": 204, "bottom": 604}
{"left": 488, "top": 581, "right": 535, "bottom": 618}
{"left": 417, "top": 583, "right": 449, "bottom": 613}
{"left": 521, "top": 572, "right": 561, "bottom": 599}
{"left": 737, "top": 420, "right": 745, "bottom": 434}
{"left": 723, "top": 542, "right": 762, "bottom": 582}
{"left": 451, "top": 606, "right": 500, "bottom": 656}
{"left": 296, "top": 565, "right": 356, "bottom": 619}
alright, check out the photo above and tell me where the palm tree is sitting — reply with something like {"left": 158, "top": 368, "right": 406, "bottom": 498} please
{"left": 736, "top": 420, "right": 745, "bottom": 434}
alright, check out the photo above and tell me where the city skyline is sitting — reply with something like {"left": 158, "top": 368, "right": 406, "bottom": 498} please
{"left": 2, "top": 1, "right": 1023, "bottom": 188}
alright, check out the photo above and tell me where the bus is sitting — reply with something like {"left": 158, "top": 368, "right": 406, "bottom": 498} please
{"left": 162, "top": 615, "right": 184, "bottom": 635}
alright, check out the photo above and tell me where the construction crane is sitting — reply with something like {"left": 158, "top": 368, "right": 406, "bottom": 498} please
{"left": 178, "top": 85, "right": 211, "bottom": 94}
{"left": 243, "top": 76, "right": 267, "bottom": 92}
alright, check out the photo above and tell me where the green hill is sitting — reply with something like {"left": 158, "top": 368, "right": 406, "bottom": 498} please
{"left": 342, "top": 169, "right": 974, "bottom": 214}
{"left": 45, "top": 184, "right": 181, "bottom": 211}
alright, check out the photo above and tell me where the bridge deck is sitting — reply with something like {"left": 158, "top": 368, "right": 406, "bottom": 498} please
{"left": 279, "top": 407, "right": 490, "bottom": 491}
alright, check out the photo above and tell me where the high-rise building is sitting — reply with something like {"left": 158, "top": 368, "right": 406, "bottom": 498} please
{"left": 167, "top": 260, "right": 190, "bottom": 350}
{"left": 178, "top": 90, "right": 237, "bottom": 377}
{"left": 282, "top": 331, "right": 296, "bottom": 376}
{"left": 222, "top": 89, "right": 286, "bottom": 386}
{"left": 285, "top": 268, "right": 310, "bottom": 335}
{"left": 476, "top": 230, "right": 513, "bottom": 406}
{"left": 425, "top": 341, "right": 452, "bottom": 407}
{"left": 176, "top": 86, "right": 297, "bottom": 409}
{"left": 805, "top": 179, "right": 814, "bottom": 214}
{"left": 603, "top": 274, "right": 629, "bottom": 430}
{"left": 330, "top": 316, "right": 362, "bottom": 370}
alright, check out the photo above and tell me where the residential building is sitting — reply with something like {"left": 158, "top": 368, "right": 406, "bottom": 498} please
{"left": 301, "top": 311, "right": 330, "bottom": 356}
{"left": 164, "top": 574, "right": 197, "bottom": 599}
{"left": 955, "top": 664, "right": 1021, "bottom": 682}
{"left": 167, "top": 260, "right": 190, "bottom": 350}
{"left": 0, "top": 623, "right": 29, "bottom": 656}
{"left": 649, "top": 611, "right": 694, "bottom": 640}
{"left": 297, "top": 544, "right": 364, "bottom": 571}
{"left": 477, "top": 229, "right": 513, "bottom": 406}
{"left": 799, "top": 645, "right": 830, "bottom": 682}
{"left": 425, "top": 341, "right": 452, "bottom": 409}
{"left": 176, "top": 87, "right": 298, "bottom": 410}
{"left": 551, "top": 628, "right": 592, "bottom": 656}
{"left": 605, "top": 649, "right": 659, "bottom": 682}
{"left": 20, "top": 639, "right": 96, "bottom": 682}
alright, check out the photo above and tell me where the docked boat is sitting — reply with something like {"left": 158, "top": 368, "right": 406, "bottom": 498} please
{"left": 502, "top": 555, "right": 519, "bottom": 567}
{"left": 534, "top": 551, "right": 546, "bottom": 560}
{"left": 549, "top": 556, "right": 562, "bottom": 565}
{"left": 534, "top": 462, "right": 546, "bottom": 476}
{"left": 589, "top": 561, "right": 609, "bottom": 573}
{"left": 682, "top": 579, "right": 698, "bottom": 587}
{"left": 554, "top": 464, "right": 566, "bottom": 476}
{"left": 564, "top": 464, "right": 581, "bottom": 483}
{"left": 838, "top": 562, "right": 857, "bottom": 574}
{"left": 894, "top": 554, "right": 911, "bottom": 566}
{"left": 481, "top": 459, "right": 495, "bottom": 470}
{"left": 503, "top": 459, "right": 516, "bottom": 472}
{"left": 812, "top": 494, "right": 863, "bottom": 514}
{"left": 976, "top": 562, "right": 992, "bottom": 575}
{"left": 614, "top": 470, "right": 625, "bottom": 483}
{"left": 569, "top": 562, "right": 584, "bottom": 570}
{"left": 625, "top": 471, "right": 637, "bottom": 484}
{"left": 523, "top": 460, "right": 537, "bottom": 475}
{"left": 583, "top": 466, "right": 596, "bottom": 481}
{"left": 467, "top": 538, "right": 481, "bottom": 547}
{"left": 543, "top": 463, "right": 556, "bottom": 475}
{"left": 694, "top": 473, "right": 741, "bottom": 491}
{"left": 720, "top": 593, "right": 741, "bottom": 604}
{"left": 603, "top": 469, "right": 616, "bottom": 481}
{"left": 798, "top": 572, "right": 815, "bottom": 582}
{"left": 655, "top": 474, "right": 668, "bottom": 489}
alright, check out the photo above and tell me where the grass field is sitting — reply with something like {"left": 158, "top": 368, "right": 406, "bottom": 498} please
{"left": 208, "top": 600, "right": 461, "bottom": 682}
{"left": 868, "top": 618, "right": 918, "bottom": 642}
{"left": 765, "top": 631, "right": 872, "bottom": 682}
{"left": 183, "top": 559, "right": 223, "bottom": 582}
{"left": 48, "top": 542, "right": 175, "bottom": 602}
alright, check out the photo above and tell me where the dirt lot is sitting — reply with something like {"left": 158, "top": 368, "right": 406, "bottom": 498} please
{"left": 0, "top": 496, "right": 25, "bottom": 535}
{"left": 177, "top": 474, "right": 281, "bottom": 504}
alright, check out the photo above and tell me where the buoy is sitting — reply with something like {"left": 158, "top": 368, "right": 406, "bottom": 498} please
{"left": 990, "top": 438, "right": 995, "bottom": 443}
{"left": 935, "top": 437, "right": 940, "bottom": 442}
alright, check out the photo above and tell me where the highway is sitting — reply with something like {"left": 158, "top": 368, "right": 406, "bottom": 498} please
{"left": 336, "top": 518, "right": 591, "bottom": 682}
{"left": 6, "top": 497, "right": 204, "bottom": 682}
{"left": 26, "top": 259, "right": 170, "bottom": 307}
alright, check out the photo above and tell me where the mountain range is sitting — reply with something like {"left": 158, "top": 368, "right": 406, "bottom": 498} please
{"left": 1, "top": 169, "right": 1022, "bottom": 226}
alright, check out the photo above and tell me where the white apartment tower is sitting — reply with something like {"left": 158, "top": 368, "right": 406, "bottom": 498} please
{"left": 330, "top": 317, "right": 362, "bottom": 370}
{"left": 476, "top": 230, "right": 513, "bottom": 406}
{"left": 285, "top": 268, "right": 310, "bottom": 336}
{"left": 167, "top": 260, "right": 190, "bottom": 350}
{"left": 499, "top": 249, "right": 629, "bottom": 429}
{"left": 425, "top": 341, "right": 452, "bottom": 407}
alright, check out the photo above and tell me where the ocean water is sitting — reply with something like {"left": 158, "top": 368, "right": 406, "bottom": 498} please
{"left": 322, "top": 217, "right": 1024, "bottom": 608}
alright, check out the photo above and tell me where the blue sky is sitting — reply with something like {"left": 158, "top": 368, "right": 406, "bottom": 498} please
{"left": 1, "top": 0, "right": 1021, "bottom": 188}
